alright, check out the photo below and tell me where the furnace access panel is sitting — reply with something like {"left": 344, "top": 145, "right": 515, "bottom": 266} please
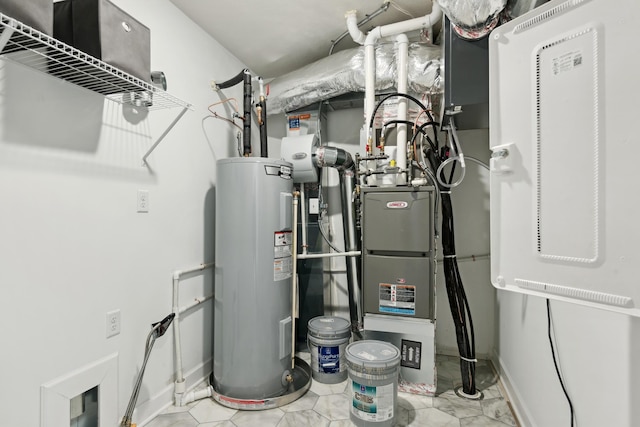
{"left": 361, "top": 186, "right": 436, "bottom": 320}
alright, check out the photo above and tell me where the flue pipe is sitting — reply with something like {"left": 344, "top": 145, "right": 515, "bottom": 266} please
{"left": 346, "top": 4, "right": 442, "bottom": 142}
{"left": 396, "top": 33, "right": 409, "bottom": 184}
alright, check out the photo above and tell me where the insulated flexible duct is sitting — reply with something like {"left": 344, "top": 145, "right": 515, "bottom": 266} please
{"left": 436, "top": 0, "right": 507, "bottom": 39}
{"left": 267, "top": 43, "right": 442, "bottom": 115}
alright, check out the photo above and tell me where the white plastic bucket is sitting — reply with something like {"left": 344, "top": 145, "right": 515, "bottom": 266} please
{"left": 307, "top": 316, "right": 351, "bottom": 384}
{"left": 346, "top": 340, "right": 401, "bottom": 427}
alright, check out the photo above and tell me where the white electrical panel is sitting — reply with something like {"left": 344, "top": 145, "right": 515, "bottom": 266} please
{"left": 489, "top": 0, "right": 640, "bottom": 316}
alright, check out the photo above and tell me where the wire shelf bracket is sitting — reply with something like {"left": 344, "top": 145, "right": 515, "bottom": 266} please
{"left": 0, "top": 13, "right": 193, "bottom": 163}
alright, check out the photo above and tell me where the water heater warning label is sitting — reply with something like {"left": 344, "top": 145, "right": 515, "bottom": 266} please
{"left": 274, "top": 257, "right": 292, "bottom": 281}
{"left": 274, "top": 231, "right": 292, "bottom": 258}
{"left": 379, "top": 283, "right": 416, "bottom": 315}
{"left": 274, "top": 231, "right": 293, "bottom": 281}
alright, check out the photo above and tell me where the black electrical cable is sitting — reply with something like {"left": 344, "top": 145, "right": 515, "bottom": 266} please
{"left": 214, "top": 69, "right": 247, "bottom": 89}
{"left": 410, "top": 121, "right": 439, "bottom": 154}
{"left": 381, "top": 119, "right": 417, "bottom": 129}
{"left": 547, "top": 299, "right": 575, "bottom": 427}
{"left": 441, "top": 191, "right": 477, "bottom": 395}
{"left": 422, "top": 140, "right": 477, "bottom": 395}
{"left": 368, "top": 93, "right": 439, "bottom": 148}
{"left": 381, "top": 119, "right": 418, "bottom": 153}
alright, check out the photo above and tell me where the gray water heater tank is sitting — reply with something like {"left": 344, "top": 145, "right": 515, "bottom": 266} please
{"left": 214, "top": 157, "right": 294, "bottom": 399}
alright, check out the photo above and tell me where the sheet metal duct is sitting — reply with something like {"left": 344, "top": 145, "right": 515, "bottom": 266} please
{"left": 267, "top": 43, "right": 442, "bottom": 115}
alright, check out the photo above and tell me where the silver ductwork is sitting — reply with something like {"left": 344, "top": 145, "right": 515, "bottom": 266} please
{"left": 436, "top": 0, "right": 507, "bottom": 39}
{"left": 436, "top": 0, "right": 550, "bottom": 39}
{"left": 267, "top": 43, "right": 442, "bottom": 115}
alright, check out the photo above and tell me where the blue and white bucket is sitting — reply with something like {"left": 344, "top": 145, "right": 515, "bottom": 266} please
{"left": 307, "top": 316, "right": 352, "bottom": 384}
{"left": 346, "top": 340, "right": 401, "bottom": 427}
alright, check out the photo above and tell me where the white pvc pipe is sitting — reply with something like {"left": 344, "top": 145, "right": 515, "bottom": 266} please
{"left": 370, "top": 3, "right": 442, "bottom": 40}
{"left": 179, "top": 294, "right": 214, "bottom": 314}
{"left": 181, "top": 385, "right": 213, "bottom": 406}
{"left": 173, "top": 263, "right": 215, "bottom": 280}
{"left": 345, "top": 10, "right": 366, "bottom": 45}
{"left": 291, "top": 192, "right": 299, "bottom": 370}
{"left": 349, "top": 3, "right": 442, "bottom": 139}
{"left": 396, "top": 33, "right": 409, "bottom": 184}
{"left": 364, "top": 41, "right": 377, "bottom": 144}
{"left": 297, "top": 250, "right": 361, "bottom": 260}
{"left": 300, "top": 185, "right": 308, "bottom": 255}
{"left": 172, "top": 262, "right": 214, "bottom": 406}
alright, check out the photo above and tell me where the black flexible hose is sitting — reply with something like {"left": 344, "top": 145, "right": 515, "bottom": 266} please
{"left": 410, "top": 121, "right": 439, "bottom": 154}
{"left": 368, "top": 93, "right": 439, "bottom": 148}
{"left": 381, "top": 119, "right": 418, "bottom": 129}
{"left": 215, "top": 69, "right": 247, "bottom": 89}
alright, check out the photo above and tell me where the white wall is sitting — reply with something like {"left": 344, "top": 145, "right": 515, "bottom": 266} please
{"left": 0, "top": 1, "right": 250, "bottom": 425}
{"left": 497, "top": 290, "right": 640, "bottom": 427}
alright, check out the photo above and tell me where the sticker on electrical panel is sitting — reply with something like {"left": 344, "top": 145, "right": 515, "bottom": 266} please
{"left": 552, "top": 50, "right": 582, "bottom": 76}
{"left": 274, "top": 256, "right": 292, "bottom": 281}
{"left": 379, "top": 283, "right": 416, "bottom": 315}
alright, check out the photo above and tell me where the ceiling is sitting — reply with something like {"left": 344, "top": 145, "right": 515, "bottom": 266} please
{"left": 170, "top": 0, "right": 434, "bottom": 79}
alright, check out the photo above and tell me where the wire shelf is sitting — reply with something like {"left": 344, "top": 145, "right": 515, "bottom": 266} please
{"left": 0, "top": 13, "right": 191, "bottom": 111}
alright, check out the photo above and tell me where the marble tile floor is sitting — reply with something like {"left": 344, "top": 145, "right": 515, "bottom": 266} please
{"left": 146, "top": 353, "right": 517, "bottom": 427}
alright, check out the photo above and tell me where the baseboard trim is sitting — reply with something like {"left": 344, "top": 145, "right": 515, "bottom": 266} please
{"left": 491, "top": 350, "right": 535, "bottom": 427}
{"left": 135, "top": 358, "right": 213, "bottom": 427}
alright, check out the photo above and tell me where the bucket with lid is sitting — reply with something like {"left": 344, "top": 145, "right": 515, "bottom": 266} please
{"left": 346, "top": 340, "right": 401, "bottom": 427}
{"left": 307, "top": 316, "right": 351, "bottom": 384}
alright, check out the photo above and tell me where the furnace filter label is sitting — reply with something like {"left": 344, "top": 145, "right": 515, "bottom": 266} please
{"left": 274, "top": 231, "right": 292, "bottom": 280}
{"left": 351, "top": 381, "right": 394, "bottom": 422}
{"left": 379, "top": 283, "right": 416, "bottom": 315}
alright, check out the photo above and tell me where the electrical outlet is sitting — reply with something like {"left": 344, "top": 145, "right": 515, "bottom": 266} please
{"left": 137, "top": 190, "right": 149, "bottom": 213}
{"left": 309, "top": 198, "right": 319, "bottom": 215}
{"left": 106, "top": 310, "right": 121, "bottom": 338}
